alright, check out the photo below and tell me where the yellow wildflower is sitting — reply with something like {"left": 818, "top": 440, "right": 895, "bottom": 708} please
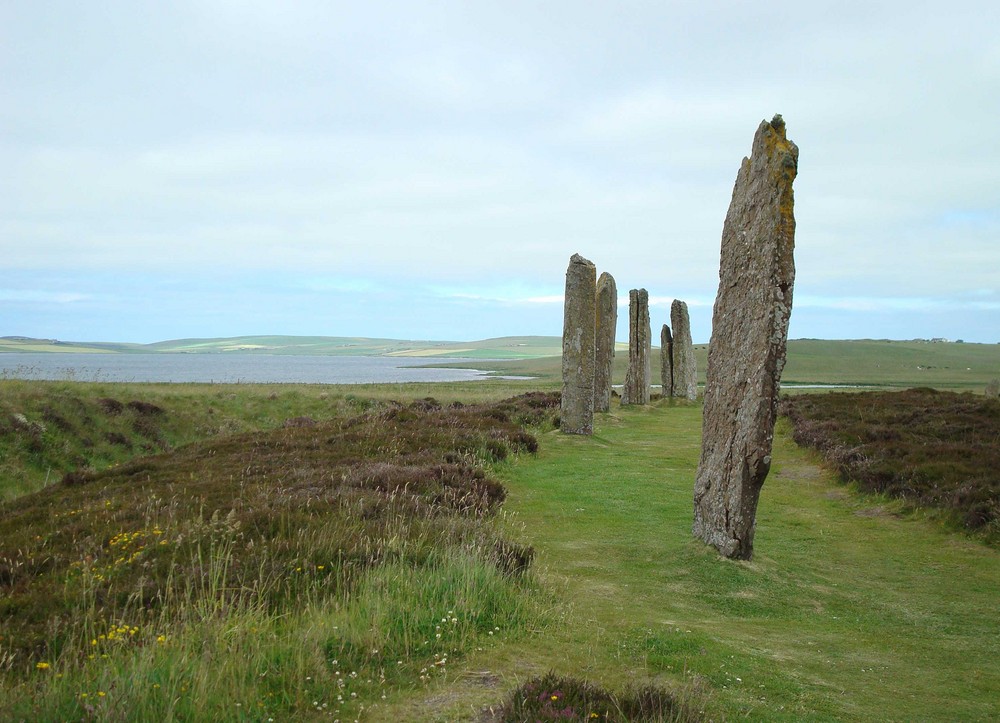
{"left": 35, "top": 662, "right": 50, "bottom": 670}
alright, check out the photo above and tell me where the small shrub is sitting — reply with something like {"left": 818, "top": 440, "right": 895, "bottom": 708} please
{"left": 126, "top": 400, "right": 165, "bottom": 416}
{"left": 491, "top": 539, "right": 534, "bottom": 577}
{"left": 105, "top": 431, "right": 132, "bottom": 448}
{"left": 283, "top": 416, "right": 317, "bottom": 428}
{"left": 97, "top": 397, "right": 124, "bottom": 415}
{"left": 499, "top": 672, "right": 685, "bottom": 722}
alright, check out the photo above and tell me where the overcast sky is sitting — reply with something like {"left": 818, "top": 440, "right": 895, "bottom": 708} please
{"left": 3, "top": 0, "right": 998, "bottom": 345}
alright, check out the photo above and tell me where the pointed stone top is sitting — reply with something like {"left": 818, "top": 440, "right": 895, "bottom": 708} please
{"left": 569, "top": 253, "right": 595, "bottom": 267}
{"left": 753, "top": 115, "right": 798, "bottom": 169}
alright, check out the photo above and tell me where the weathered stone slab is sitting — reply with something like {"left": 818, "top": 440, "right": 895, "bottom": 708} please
{"left": 986, "top": 379, "right": 1000, "bottom": 398}
{"left": 670, "top": 300, "right": 697, "bottom": 401}
{"left": 560, "top": 253, "right": 597, "bottom": 434}
{"left": 595, "top": 272, "right": 618, "bottom": 413}
{"left": 621, "top": 288, "right": 651, "bottom": 405}
{"left": 660, "top": 324, "right": 673, "bottom": 397}
{"left": 693, "top": 115, "right": 798, "bottom": 560}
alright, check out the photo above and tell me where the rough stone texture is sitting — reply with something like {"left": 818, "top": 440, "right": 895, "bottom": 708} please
{"left": 560, "top": 253, "right": 597, "bottom": 434}
{"left": 693, "top": 115, "right": 798, "bottom": 560}
{"left": 621, "top": 288, "right": 651, "bottom": 405}
{"left": 594, "top": 272, "right": 618, "bottom": 413}
{"left": 660, "top": 324, "right": 673, "bottom": 396}
{"left": 986, "top": 379, "right": 1000, "bottom": 398}
{"left": 670, "top": 300, "right": 697, "bottom": 401}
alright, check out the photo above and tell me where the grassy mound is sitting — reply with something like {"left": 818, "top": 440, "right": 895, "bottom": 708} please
{"left": 780, "top": 388, "right": 1000, "bottom": 542}
{"left": 0, "top": 392, "right": 557, "bottom": 720}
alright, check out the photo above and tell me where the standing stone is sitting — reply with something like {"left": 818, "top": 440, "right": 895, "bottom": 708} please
{"left": 670, "top": 300, "right": 697, "bottom": 401}
{"left": 660, "top": 324, "right": 673, "bottom": 397}
{"left": 693, "top": 115, "right": 798, "bottom": 560}
{"left": 561, "top": 254, "right": 597, "bottom": 434}
{"left": 594, "top": 272, "right": 618, "bottom": 413}
{"left": 986, "top": 379, "right": 1000, "bottom": 398}
{"left": 621, "top": 288, "right": 651, "bottom": 405}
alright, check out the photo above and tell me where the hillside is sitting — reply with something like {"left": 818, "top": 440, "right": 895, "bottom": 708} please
{"left": 431, "top": 339, "right": 1000, "bottom": 391}
{"left": 0, "top": 335, "right": 561, "bottom": 359}
{"left": 4, "top": 336, "right": 997, "bottom": 390}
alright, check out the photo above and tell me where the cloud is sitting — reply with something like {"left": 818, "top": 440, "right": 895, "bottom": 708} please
{"left": 0, "top": 290, "right": 90, "bottom": 304}
{"left": 3, "top": 1, "right": 999, "bottom": 343}
{"left": 427, "top": 285, "right": 564, "bottom": 305}
{"left": 796, "top": 294, "right": 1000, "bottom": 313}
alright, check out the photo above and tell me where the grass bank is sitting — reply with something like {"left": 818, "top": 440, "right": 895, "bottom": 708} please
{"left": 0, "top": 378, "right": 548, "bottom": 501}
{"left": 0, "top": 391, "right": 558, "bottom": 721}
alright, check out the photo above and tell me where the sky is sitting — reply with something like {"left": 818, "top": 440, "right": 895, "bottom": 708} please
{"left": 2, "top": 0, "right": 999, "bottom": 345}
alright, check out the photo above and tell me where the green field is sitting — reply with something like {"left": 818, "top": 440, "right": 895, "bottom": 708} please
{"left": 2, "top": 357, "right": 999, "bottom": 720}
{"left": 432, "top": 339, "right": 1000, "bottom": 392}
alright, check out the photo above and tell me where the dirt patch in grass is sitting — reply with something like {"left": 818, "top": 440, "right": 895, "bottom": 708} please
{"left": 780, "top": 388, "right": 1000, "bottom": 542}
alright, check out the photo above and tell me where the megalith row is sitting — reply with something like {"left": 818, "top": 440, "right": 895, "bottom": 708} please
{"left": 670, "top": 300, "right": 697, "bottom": 401}
{"left": 658, "top": 302, "right": 697, "bottom": 402}
{"left": 560, "top": 254, "right": 598, "bottom": 435}
{"left": 693, "top": 115, "right": 798, "bottom": 560}
{"left": 594, "top": 273, "right": 618, "bottom": 413}
{"left": 560, "top": 256, "right": 621, "bottom": 434}
{"left": 621, "top": 289, "right": 651, "bottom": 405}
{"left": 659, "top": 324, "right": 673, "bottom": 395}
{"left": 561, "top": 255, "right": 699, "bottom": 428}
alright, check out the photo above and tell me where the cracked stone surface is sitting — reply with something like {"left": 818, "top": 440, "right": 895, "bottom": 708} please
{"left": 693, "top": 115, "right": 798, "bottom": 560}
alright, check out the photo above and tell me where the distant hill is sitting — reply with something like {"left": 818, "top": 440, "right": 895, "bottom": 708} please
{"left": 2, "top": 335, "right": 997, "bottom": 389}
{"left": 0, "top": 335, "right": 562, "bottom": 358}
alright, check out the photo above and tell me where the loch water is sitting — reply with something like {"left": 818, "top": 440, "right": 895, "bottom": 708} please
{"left": 0, "top": 353, "right": 517, "bottom": 385}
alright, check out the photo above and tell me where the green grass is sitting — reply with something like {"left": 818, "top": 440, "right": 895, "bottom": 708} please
{"left": 375, "top": 401, "right": 1000, "bottom": 721}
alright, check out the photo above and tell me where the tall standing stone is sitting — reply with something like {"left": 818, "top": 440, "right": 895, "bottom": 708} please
{"left": 594, "top": 272, "right": 618, "bottom": 413}
{"left": 561, "top": 254, "right": 597, "bottom": 434}
{"left": 621, "top": 288, "right": 651, "bottom": 405}
{"left": 670, "top": 300, "right": 697, "bottom": 401}
{"left": 660, "top": 324, "right": 673, "bottom": 396}
{"left": 693, "top": 115, "right": 798, "bottom": 560}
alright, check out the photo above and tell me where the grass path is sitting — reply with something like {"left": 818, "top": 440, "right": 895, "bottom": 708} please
{"left": 374, "top": 402, "right": 1000, "bottom": 721}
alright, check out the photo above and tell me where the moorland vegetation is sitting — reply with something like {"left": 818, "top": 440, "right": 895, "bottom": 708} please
{"left": 0, "top": 384, "right": 569, "bottom": 720}
{"left": 2, "top": 370, "right": 999, "bottom": 720}
{"left": 781, "top": 388, "right": 1000, "bottom": 544}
